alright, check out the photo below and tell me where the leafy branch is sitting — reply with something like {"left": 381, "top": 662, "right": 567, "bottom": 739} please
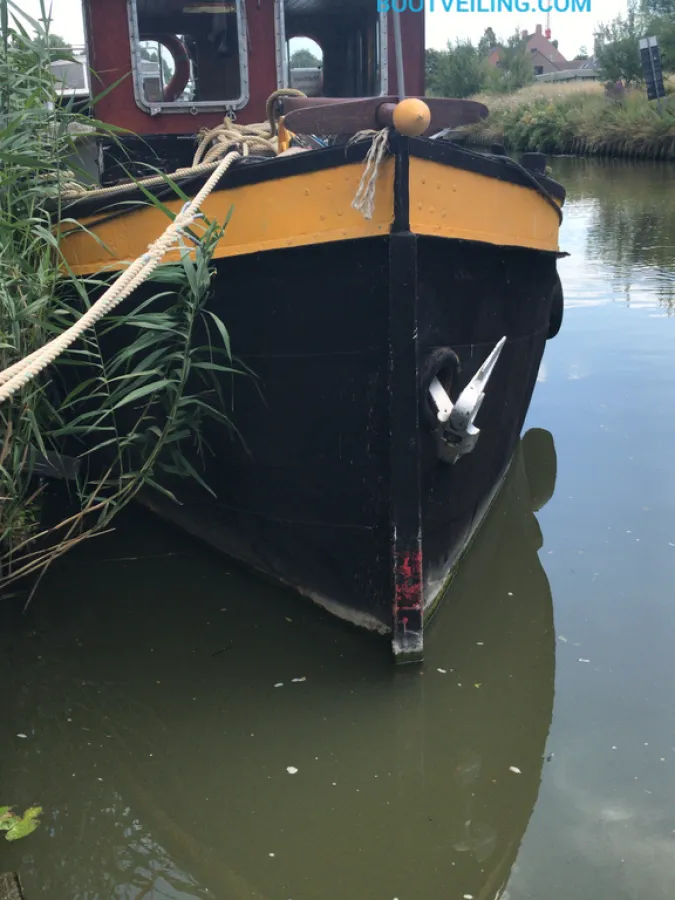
{"left": 0, "top": 805, "right": 42, "bottom": 842}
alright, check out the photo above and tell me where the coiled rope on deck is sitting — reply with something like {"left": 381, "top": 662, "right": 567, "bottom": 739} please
{"left": 60, "top": 89, "right": 306, "bottom": 201}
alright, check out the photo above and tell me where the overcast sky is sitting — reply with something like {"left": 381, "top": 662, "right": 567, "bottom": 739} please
{"left": 17, "top": 0, "right": 628, "bottom": 61}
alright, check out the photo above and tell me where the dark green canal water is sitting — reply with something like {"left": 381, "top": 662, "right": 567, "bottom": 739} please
{"left": 2, "top": 157, "right": 675, "bottom": 899}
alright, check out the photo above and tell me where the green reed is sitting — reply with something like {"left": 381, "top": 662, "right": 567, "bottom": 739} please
{"left": 0, "top": 0, "right": 244, "bottom": 598}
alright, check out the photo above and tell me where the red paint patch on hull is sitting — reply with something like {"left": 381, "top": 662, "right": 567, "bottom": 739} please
{"left": 394, "top": 549, "right": 423, "bottom": 616}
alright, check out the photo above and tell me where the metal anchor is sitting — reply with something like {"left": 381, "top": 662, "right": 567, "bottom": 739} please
{"left": 428, "top": 336, "right": 507, "bottom": 464}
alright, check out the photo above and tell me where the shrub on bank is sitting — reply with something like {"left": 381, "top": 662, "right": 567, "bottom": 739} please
{"left": 470, "top": 83, "right": 675, "bottom": 159}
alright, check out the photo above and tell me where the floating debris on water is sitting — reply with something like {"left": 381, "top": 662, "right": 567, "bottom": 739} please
{"left": 579, "top": 659, "right": 591, "bottom": 663}
{"left": 509, "top": 766, "right": 522, "bottom": 774}
{"left": 1, "top": 806, "right": 43, "bottom": 842}
{"left": 437, "top": 668, "right": 447, "bottom": 674}
{"left": 291, "top": 677, "right": 307, "bottom": 683}
{"left": 16, "top": 734, "right": 27, "bottom": 739}
{"left": 286, "top": 766, "right": 298, "bottom": 775}
{"left": 558, "top": 635, "right": 568, "bottom": 643}
{"left": 274, "top": 683, "right": 284, "bottom": 688}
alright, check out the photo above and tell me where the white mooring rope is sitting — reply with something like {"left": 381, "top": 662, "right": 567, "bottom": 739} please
{"left": 0, "top": 95, "right": 391, "bottom": 403}
{"left": 0, "top": 150, "right": 240, "bottom": 404}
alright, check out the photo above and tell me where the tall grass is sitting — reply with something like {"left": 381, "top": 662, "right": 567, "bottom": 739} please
{"left": 470, "top": 81, "right": 675, "bottom": 160}
{"left": 0, "top": 1, "right": 242, "bottom": 597}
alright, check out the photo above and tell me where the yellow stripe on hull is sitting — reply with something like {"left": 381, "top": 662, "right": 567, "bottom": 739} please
{"left": 409, "top": 158, "right": 561, "bottom": 254}
{"left": 59, "top": 155, "right": 560, "bottom": 277}
{"left": 60, "top": 159, "right": 395, "bottom": 276}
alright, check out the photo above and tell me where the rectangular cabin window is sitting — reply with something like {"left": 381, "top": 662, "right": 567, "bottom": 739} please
{"left": 128, "top": 0, "right": 249, "bottom": 113}
{"left": 277, "top": 0, "right": 388, "bottom": 97}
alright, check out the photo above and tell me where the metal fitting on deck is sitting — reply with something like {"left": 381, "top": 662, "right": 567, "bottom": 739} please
{"left": 427, "top": 336, "right": 507, "bottom": 464}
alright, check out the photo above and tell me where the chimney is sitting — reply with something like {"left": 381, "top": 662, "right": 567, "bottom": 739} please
{"left": 535, "top": 24, "right": 542, "bottom": 35}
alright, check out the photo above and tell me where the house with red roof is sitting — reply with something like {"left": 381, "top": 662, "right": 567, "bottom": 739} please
{"left": 487, "top": 24, "right": 570, "bottom": 76}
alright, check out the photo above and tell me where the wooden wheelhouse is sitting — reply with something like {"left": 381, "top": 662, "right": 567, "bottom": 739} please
{"left": 83, "top": 0, "right": 423, "bottom": 141}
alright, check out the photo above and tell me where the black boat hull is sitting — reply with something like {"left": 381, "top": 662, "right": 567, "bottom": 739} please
{"left": 60, "top": 136, "right": 565, "bottom": 660}
{"left": 136, "top": 232, "right": 560, "bottom": 656}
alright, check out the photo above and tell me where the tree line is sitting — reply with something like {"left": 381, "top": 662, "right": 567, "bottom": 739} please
{"left": 426, "top": 28, "right": 538, "bottom": 97}
{"left": 427, "top": 0, "right": 675, "bottom": 98}
{"left": 594, "top": 0, "right": 675, "bottom": 83}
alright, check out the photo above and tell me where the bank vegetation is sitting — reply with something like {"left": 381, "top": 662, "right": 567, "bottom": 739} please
{"left": 468, "top": 81, "right": 675, "bottom": 160}
{"left": 428, "top": 0, "right": 675, "bottom": 159}
{"left": 0, "top": 0, "right": 240, "bottom": 599}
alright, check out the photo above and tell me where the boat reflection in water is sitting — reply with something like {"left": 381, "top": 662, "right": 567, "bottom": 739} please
{"left": 2, "top": 429, "right": 557, "bottom": 900}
